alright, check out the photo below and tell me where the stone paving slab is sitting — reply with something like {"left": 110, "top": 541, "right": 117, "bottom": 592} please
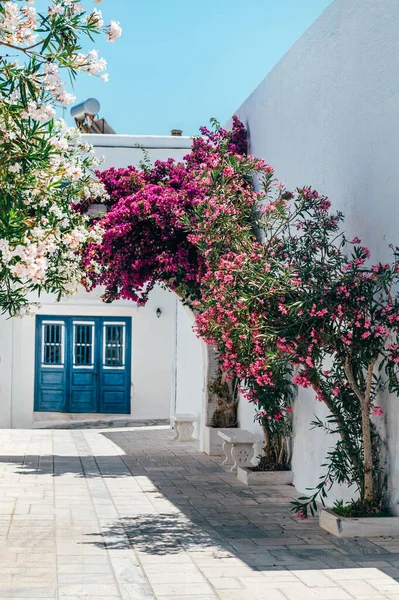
{"left": 0, "top": 427, "right": 399, "bottom": 598}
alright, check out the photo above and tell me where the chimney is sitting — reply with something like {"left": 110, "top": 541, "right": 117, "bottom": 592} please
{"left": 171, "top": 129, "right": 183, "bottom": 137}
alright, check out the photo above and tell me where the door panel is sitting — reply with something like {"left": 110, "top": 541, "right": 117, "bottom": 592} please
{"left": 69, "top": 320, "right": 97, "bottom": 413}
{"left": 35, "top": 316, "right": 131, "bottom": 414}
{"left": 103, "top": 372, "right": 125, "bottom": 386}
{"left": 100, "top": 321, "right": 131, "bottom": 414}
{"left": 35, "top": 320, "right": 67, "bottom": 412}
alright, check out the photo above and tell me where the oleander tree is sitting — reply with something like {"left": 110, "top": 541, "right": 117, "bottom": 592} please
{"left": 0, "top": 0, "right": 121, "bottom": 316}
{"left": 204, "top": 187, "right": 399, "bottom": 516}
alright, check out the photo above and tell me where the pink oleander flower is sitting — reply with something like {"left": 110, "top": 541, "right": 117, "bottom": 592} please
{"left": 296, "top": 512, "right": 309, "bottom": 520}
{"left": 361, "top": 246, "right": 371, "bottom": 259}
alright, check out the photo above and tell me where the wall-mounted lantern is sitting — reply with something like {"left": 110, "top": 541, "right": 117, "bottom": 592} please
{"left": 156, "top": 308, "right": 162, "bottom": 318}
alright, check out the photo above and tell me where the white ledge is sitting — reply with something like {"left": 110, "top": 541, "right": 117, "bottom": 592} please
{"left": 82, "top": 133, "right": 194, "bottom": 150}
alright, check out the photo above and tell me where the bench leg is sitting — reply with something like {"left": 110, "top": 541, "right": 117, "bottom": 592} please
{"left": 174, "top": 421, "right": 194, "bottom": 442}
{"left": 221, "top": 441, "right": 234, "bottom": 466}
{"left": 231, "top": 443, "right": 255, "bottom": 472}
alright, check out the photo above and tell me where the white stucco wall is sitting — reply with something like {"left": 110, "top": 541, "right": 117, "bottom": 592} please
{"left": 237, "top": 393, "right": 261, "bottom": 436}
{"left": 173, "top": 302, "right": 205, "bottom": 441}
{"left": 234, "top": 0, "right": 399, "bottom": 508}
{"left": 0, "top": 285, "right": 175, "bottom": 428}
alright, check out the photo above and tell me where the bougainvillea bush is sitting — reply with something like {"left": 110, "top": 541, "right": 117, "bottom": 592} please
{"left": 0, "top": 0, "right": 121, "bottom": 316}
{"left": 82, "top": 118, "right": 294, "bottom": 466}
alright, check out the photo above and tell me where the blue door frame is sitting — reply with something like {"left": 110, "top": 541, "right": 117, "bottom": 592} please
{"left": 34, "top": 316, "right": 132, "bottom": 414}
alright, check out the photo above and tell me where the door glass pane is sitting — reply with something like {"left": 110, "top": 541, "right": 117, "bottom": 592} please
{"left": 104, "top": 324, "right": 125, "bottom": 367}
{"left": 73, "top": 323, "right": 94, "bottom": 367}
{"left": 42, "top": 323, "right": 64, "bottom": 365}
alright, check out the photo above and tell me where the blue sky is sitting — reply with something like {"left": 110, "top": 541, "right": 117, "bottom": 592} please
{"left": 68, "top": 0, "right": 333, "bottom": 136}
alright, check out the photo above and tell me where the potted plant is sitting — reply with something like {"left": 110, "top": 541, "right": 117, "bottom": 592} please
{"left": 237, "top": 370, "right": 294, "bottom": 485}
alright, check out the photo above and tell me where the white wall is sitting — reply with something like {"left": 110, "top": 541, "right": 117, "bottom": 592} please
{"left": 237, "top": 393, "right": 261, "bottom": 437}
{"left": 0, "top": 318, "right": 13, "bottom": 428}
{"left": 237, "top": 394, "right": 263, "bottom": 464}
{"left": 234, "top": 0, "right": 399, "bottom": 507}
{"left": 173, "top": 302, "right": 205, "bottom": 441}
{"left": 0, "top": 285, "right": 175, "bottom": 428}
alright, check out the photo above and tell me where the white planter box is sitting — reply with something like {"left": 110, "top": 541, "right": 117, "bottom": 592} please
{"left": 319, "top": 508, "right": 399, "bottom": 537}
{"left": 237, "top": 466, "right": 293, "bottom": 486}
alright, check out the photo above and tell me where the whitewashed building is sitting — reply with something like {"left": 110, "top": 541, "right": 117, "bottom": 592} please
{"left": 0, "top": 133, "right": 207, "bottom": 434}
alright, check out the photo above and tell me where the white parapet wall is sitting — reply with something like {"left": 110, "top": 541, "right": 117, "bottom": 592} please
{"left": 234, "top": 0, "right": 399, "bottom": 509}
{"left": 83, "top": 134, "right": 193, "bottom": 170}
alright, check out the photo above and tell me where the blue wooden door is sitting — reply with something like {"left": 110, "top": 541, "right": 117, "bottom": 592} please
{"left": 35, "top": 316, "right": 131, "bottom": 414}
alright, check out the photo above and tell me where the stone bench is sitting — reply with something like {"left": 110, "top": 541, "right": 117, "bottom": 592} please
{"left": 171, "top": 414, "right": 196, "bottom": 442}
{"left": 218, "top": 429, "right": 262, "bottom": 472}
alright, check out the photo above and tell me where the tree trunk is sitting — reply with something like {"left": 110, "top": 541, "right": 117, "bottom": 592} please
{"left": 262, "top": 423, "right": 270, "bottom": 457}
{"left": 343, "top": 357, "right": 377, "bottom": 504}
{"left": 361, "top": 398, "right": 374, "bottom": 502}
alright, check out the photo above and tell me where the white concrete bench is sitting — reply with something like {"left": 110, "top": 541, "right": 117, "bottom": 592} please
{"left": 171, "top": 414, "right": 196, "bottom": 442}
{"left": 218, "top": 429, "right": 262, "bottom": 472}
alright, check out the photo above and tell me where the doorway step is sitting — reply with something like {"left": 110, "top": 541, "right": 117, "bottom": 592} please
{"left": 32, "top": 413, "right": 169, "bottom": 430}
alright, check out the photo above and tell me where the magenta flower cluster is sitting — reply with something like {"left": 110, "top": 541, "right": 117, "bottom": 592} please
{"left": 82, "top": 117, "right": 251, "bottom": 307}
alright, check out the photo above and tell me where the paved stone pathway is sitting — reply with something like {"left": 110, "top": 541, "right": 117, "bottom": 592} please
{"left": 1, "top": 426, "right": 399, "bottom": 599}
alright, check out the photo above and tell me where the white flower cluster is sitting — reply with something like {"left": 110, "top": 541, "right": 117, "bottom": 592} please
{"left": 74, "top": 48, "right": 107, "bottom": 78}
{"left": 107, "top": 20, "right": 122, "bottom": 42}
{"left": 81, "top": 180, "right": 109, "bottom": 201}
{"left": 43, "top": 63, "right": 76, "bottom": 106}
{"left": 1, "top": 1, "right": 122, "bottom": 95}
{"left": 1, "top": 0, "right": 37, "bottom": 46}
{"left": 16, "top": 303, "right": 41, "bottom": 318}
{"left": 0, "top": 0, "right": 122, "bottom": 316}
{"left": 86, "top": 8, "right": 104, "bottom": 27}
{"left": 49, "top": 1, "right": 85, "bottom": 16}
{"left": 0, "top": 222, "right": 90, "bottom": 286}
{"left": 21, "top": 100, "right": 55, "bottom": 122}
{"left": 0, "top": 237, "right": 52, "bottom": 285}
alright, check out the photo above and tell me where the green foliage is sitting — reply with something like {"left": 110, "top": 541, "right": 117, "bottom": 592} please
{"left": 332, "top": 499, "right": 390, "bottom": 518}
